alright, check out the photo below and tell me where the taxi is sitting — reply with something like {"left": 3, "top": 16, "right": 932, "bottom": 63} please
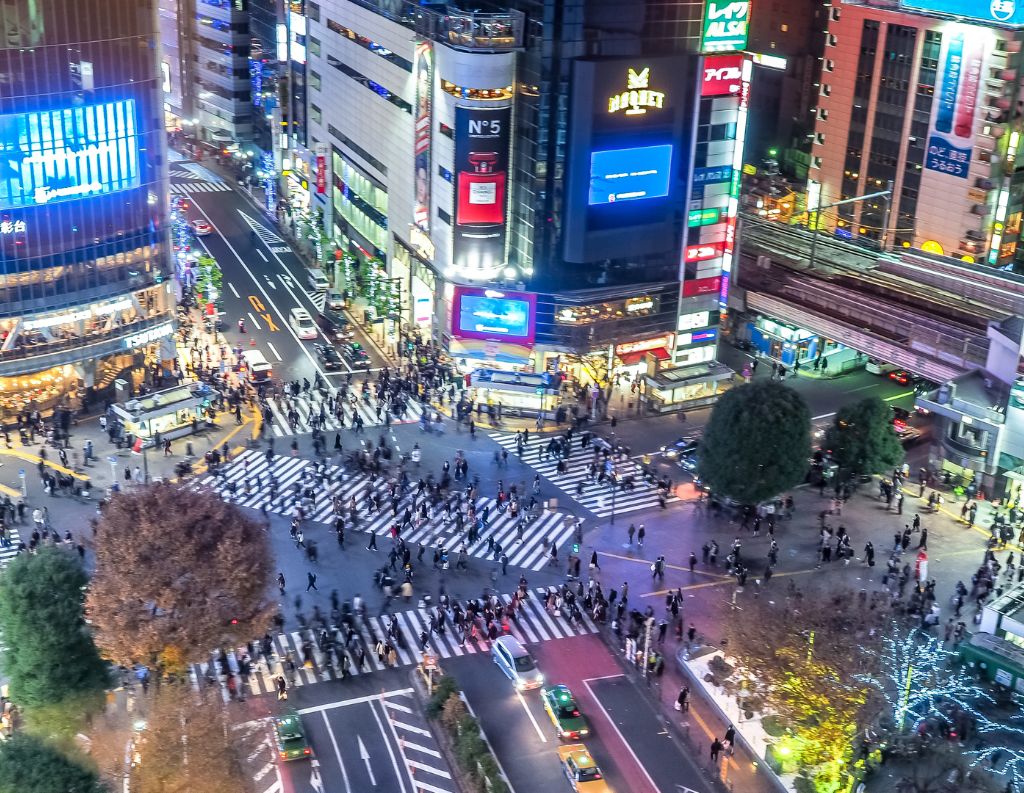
{"left": 541, "top": 685, "right": 590, "bottom": 740}
{"left": 557, "top": 744, "right": 610, "bottom": 792}
{"left": 274, "top": 710, "right": 312, "bottom": 762}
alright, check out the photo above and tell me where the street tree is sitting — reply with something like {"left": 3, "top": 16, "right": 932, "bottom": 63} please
{"left": 134, "top": 683, "right": 255, "bottom": 793}
{"left": 87, "top": 482, "right": 274, "bottom": 673}
{"left": 822, "top": 396, "right": 904, "bottom": 478}
{"left": 0, "top": 733, "right": 105, "bottom": 793}
{"left": 697, "top": 380, "right": 811, "bottom": 504}
{"left": 0, "top": 547, "right": 108, "bottom": 711}
{"left": 721, "top": 591, "right": 887, "bottom": 791}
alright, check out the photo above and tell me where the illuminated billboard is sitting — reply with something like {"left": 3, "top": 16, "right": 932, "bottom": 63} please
{"left": 901, "top": 0, "right": 1024, "bottom": 26}
{"left": 589, "top": 145, "right": 673, "bottom": 204}
{"left": 452, "top": 286, "right": 536, "bottom": 344}
{"left": 701, "top": 0, "right": 751, "bottom": 53}
{"left": 0, "top": 99, "right": 140, "bottom": 210}
{"left": 925, "top": 27, "right": 986, "bottom": 179}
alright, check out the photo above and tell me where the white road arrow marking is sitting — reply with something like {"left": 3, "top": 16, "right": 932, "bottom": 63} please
{"left": 310, "top": 758, "right": 324, "bottom": 793}
{"left": 357, "top": 735, "right": 377, "bottom": 786}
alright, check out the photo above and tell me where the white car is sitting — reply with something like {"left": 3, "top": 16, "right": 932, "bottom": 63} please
{"left": 191, "top": 219, "right": 213, "bottom": 236}
{"left": 289, "top": 307, "right": 318, "bottom": 340}
{"left": 326, "top": 291, "right": 345, "bottom": 311}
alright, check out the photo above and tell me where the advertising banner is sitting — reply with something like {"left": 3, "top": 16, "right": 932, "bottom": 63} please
{"left": 413, "top": 41, "right": 433, "bottom": 233}
{"left": 701, "top": 54, "right": 745, "bottom": 97}
{"left": 902, "top": 0, "right": 1024, "bottom": 26}
{"left": 0, "top": 99, "right": 140, "bottom": 210}
{"left": 453, "top": 106, "right": 511, "bottom": 274}
{"left": 683, "top": 275, "right": 722, "bottom": 297}
{"left": 925, "top": 27, "right": 985, "bottom": 180}
{"left": 451, "top": 286, "right": 536, "bottom": 344}
{"left": 315, "top": 143, "right": 327, "bottom": 194}
{"left": 701, "top": 0, "right": 750, "bottom": 53}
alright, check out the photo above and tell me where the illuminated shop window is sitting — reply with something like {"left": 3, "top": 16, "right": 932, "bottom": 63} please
{"left": 440, "top": 80, "right": 513, "bottom": 100}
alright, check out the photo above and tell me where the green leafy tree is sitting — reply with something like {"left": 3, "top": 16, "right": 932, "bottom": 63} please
{"left": 822, "top": 396, "right": 904, "bottom": 478}
{"left": 0, "top": 548, "right": 108, "bottom": 710}
{"left": 697, "top": 380, "right": 811, "bottom": 504}
{"left": 0, "top": 733, "right": 105, "bottom": 793}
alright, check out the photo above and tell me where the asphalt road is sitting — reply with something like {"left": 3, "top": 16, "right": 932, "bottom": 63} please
{"left": 172, "top": 166, "right": 390, "bottom": 393}
{"left": 448, "top": 633, "right": 710, "bottom": 793}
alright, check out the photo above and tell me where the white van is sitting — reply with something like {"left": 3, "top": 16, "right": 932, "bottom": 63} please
{"left": 865, "top": 358, "right": 898, "bottom": 376}
{"left": 308, "top": 268, "right": 330, "bottom": 292}
{"left": 242, "top": 350, "right": 273, "bottom": 382}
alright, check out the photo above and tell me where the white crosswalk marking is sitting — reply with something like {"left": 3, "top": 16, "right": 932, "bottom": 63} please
{"left": 238, "top": 211, "right": 286, "bottom": 245}
{"left": 170, "top": 181, "right": 232, "bottom": 194}
{"left": 259, "top": 391, "right": 425, "bottom": 437}
{"left": 191, "top": 449, "right": 575, "bottom": 571}
{"left": 489, "top": 431, "right": 677, "bottom": 518}
{"left": 0, "top": 526, "right": 24, "bottom": 567}
{"left": 189, "top": 588, "right": 597, "bottom": 699}
{"left": 306, "top": 290, "right": 327, "bottom": 312}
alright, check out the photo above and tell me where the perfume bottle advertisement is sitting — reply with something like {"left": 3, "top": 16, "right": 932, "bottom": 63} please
{"left": 452, "top": 105, "right": 511, "bottom": 276}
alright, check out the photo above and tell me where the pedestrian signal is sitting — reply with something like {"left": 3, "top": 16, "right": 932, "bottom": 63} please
{"left": 572, "top": 542, "right": 580, "bottom": 554}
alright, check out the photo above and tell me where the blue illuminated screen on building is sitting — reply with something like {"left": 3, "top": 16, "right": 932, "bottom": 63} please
{"left": 589, "top": 144, "right": 673, "bottom": 205}
{"left": 453, "top": 286, "right": 537, "bottom": 344}
{"left": 0, "top": 99, "right": 140, "bottom": 210}
{"left": 900, "top": 0, "right": 1024, "bottom": 26}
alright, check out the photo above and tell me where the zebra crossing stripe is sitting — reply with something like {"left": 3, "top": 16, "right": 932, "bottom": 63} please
{"left": 193, "top": 449, "right": 575, "bottom": 570}
{"left": 189, "top": 587, "right": 596, "bottom": 698}
{"left": 306, "top": 290, "right": 327, "bottom": 311}
{"left": 489, "top": 431, "right": 677, "bottom": 518}
{"left": 262, "top": 392, "right": 425, "bottom": 437}
{"left": 170, "top": 182, "right": 232, "bottom": 194}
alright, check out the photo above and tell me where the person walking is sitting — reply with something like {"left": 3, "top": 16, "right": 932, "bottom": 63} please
{"left": 306, "top": 571, "right": 318, "bottom": 591}
{"left": 277, "top": 572, "right": 286, "bottom": 595}
{"left": 710, "top": 738, "right": 724, "bottom": 764}
{"left": 366, "top": 531, "right": 378, "bottom": 551}
{"left": 676, "top": 685, "right": 689, "bottom": 712}
{"left": 637, "top": 524, "right": 646, "bottom": 549}
{"left": 627, "top": 523, "right": 636, "bottom": 547}
{"left": 689, "top": 552, "right": 697, "bottom": 572}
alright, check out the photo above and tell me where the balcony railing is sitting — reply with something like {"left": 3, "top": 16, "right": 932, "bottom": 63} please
{"left": 0, "top": 314, "right": 175, "bottom": 378}
{"left": 345, "top": 0, "right": 523, "bottom": 50}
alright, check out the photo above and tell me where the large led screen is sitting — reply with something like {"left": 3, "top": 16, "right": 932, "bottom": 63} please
{"left": 452, "top": 287, "right": 536, "bottom": 344}
{"left": 589, "top": 144, "right": 672, "bottom": 205}
{"left": 0, "top": 99, "right": 140, "bottom": 210}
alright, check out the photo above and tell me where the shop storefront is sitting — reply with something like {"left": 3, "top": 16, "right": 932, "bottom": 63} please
{"left": 468, "top": 369, "right": 560, "bottom": 418}
{"left": 109, "top": 382, "right": 215, "bottom": 447}
{"left": 644, "top": 360, "right": 735, "bottom": 413}
{"left": 0, "top": 364, "right": 78, "bottom": 420}
{"left": 392, "top": 235, "right": 438, "bottom": 335}
{"left": 746, "top": 316, "right": 844, "bottom": 367}
{"left": 450, "top": 339, "right": 534, "bottom": 373}
{"left": 614, "top": 334, "right": 674, "bottom": 376}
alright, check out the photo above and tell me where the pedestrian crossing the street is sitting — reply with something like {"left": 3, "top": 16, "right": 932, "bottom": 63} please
{"left": 191, "top": 449, "right": 577, "bottom": 570}
{"left": 170, "top": 181, "right": 232, "bottom": 194}
{"left": 306, "top": 289, "right": 327, "bottom": 312}
{"left": 261, "top": 391, "right": 426, "bottom": 436}
{"left": 489, "top": 431, "right": 678, "bottom": 519}
{"left": 189, "top": 588, "right": 598, "bottom": 700}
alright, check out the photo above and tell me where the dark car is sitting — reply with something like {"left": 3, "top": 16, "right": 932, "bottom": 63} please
{"left": 342, "top": 341, "right": 371, "bottom": 368}
{"left": 660, "top": 437, "right": 699, "bottom": 461}
{"left": 317, "top": 310, "right": 354, "bottom": 343}
{"left": 314, "top": 343, "right": 344, "bottom": 371}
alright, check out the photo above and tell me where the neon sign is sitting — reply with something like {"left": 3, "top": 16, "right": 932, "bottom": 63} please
{"left": 607, "top": 67, "right": 666, "bottom": 115}
{"left": 0, "top": 99, "right": 140, "bottom": 210}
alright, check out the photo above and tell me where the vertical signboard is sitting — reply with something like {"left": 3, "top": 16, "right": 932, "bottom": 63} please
{"left": 315, "top": 143, "right": 327, "bottom": 194}
{"left": 701, "top": 0, "right": 751, "bottom": 53}
{"left": 925, "top": 25, "right": 985, "bottom": 180}
{"left": 453, "top": 105, "right": 511, "bottom": 275}
{"left": 719, "top": 57, "right": 752, "bottom": 312}
{"left": 413, "top": 41, "right": 433, "bottom": 233}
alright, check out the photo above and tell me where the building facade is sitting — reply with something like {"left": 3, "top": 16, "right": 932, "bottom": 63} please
{"left": 809, "top": 0, "right": 1024, "bottom": 265}
{"left": 0, "top": 0, "right": 175, "bottom": 418}
{"left": 300, "top": 0, "right": 753, "bottom": 412}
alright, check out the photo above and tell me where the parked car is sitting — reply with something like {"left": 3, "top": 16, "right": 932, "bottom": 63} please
{"left": 326, "top": 291, "right": 346, "bottom": 311}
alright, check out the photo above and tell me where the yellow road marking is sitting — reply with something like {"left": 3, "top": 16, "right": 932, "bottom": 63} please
{"left": 0, "top": 449, "right": 89, "bottom": 481}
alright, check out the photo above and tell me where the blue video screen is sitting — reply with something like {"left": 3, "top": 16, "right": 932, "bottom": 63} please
{"left": 589, "top": 144, "right": 672, "bottom": 205}
{"left": 0, "top": 99, "right": 140, "bottom": 210}
{"left": 456, "top": 291, "right": 535, "bottom": 343}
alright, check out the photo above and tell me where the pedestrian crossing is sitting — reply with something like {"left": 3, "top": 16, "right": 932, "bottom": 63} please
{"left": 189, "top": 588, "right": 598, "bottom": 700}
{"left": 306, "top": 289, "right": 327, "bottom": 312}
{"left": 260, "top": 390, "right": 426, "bottom": 436}
{"left": 489, "top": 431, "right": 678, "bottom": 519}
{"left": 239, "top": 211, "right": 286, "bottom": 246}
{"left": 170, "top": 181, "right": 232, "bottom": 194}
{"left": 0, "top": 526, "right": 23, "bottom": 567}
{"left": 191, "top": 449, "right": 577, "bottom": 570}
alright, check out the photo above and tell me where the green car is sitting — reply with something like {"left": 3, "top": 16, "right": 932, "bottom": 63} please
{"left": 275, "top": 710, "right": 312, "bottom": 762}
{"left": 542, "top": 685, "right": 590, "bottom": 740}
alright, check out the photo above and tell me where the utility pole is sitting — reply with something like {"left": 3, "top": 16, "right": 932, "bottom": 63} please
{"left": 879, "top": 180, "right": 895, "bottom": 253}
{"left": 808, "top": 188, "right": 893, "bottom": 270}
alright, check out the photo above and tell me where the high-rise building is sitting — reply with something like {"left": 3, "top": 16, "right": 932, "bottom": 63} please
{"left": 809, "top": 0, "right": 1024, "bottom": 265}
{"left": 158, "top": 0, "right": 253, "bottom": 146}
{"left": 0, "top": 0, "right": 175, "bottom": 418}
{"left": 301, "top": 0, "right": 752, "bottom": 412}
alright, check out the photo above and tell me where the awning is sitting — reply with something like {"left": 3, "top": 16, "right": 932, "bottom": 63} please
{"left": 618, "top": 348, "right": 670, "bottom": 366}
